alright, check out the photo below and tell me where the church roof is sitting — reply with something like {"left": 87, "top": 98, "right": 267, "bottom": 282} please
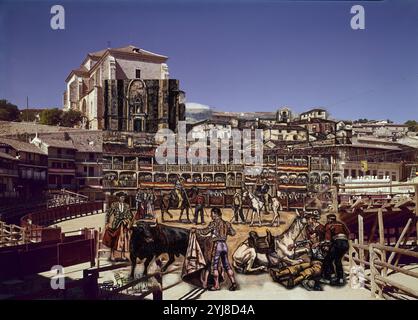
{"left": 66, "top": 45, "right": 168, "bottom": 82}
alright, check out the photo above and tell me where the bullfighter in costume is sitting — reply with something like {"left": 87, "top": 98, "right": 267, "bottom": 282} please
{"left": 103, "top": 192, "right": 134, "bottom": 261}
{"left": 175, "top": 178, "right": 184, "bottom": 209}
{"left": 322, "top": 214, "right": 350, "bottom": 286}
{"left": 192, "top": 207, "right": 238, "bottom": 291}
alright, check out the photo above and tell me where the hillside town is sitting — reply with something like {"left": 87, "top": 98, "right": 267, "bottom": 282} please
{"left": 0, "top": 45, "right": 417, "bottom": 300}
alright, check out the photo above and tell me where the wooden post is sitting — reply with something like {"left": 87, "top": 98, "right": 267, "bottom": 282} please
{"left": 358, "top": 214, "right": 364, "bottom": 269}
{"left": 369, "top": 245, "right": 377, "bottom": 298}
{"left": 387, "top": 218, "right": 412, "bottom": 265}
{"left": 348, "top": 240, "right": 354, "bottom": 287}
{"left": 393, "top": 224, "right": 415, "bottom": 269}
{"left": 368, "top": 217, "right": 378, "bottom": 244}
{"left": 377, "top": 208, "right": 387, "bottom": 276}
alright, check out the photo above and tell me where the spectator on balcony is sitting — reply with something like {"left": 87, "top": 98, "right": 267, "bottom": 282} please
{"left": 103, "top": 192, "right": 133, "bottom": 262}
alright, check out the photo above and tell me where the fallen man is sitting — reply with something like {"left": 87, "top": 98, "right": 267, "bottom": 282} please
{"left": 269, "top": 260, "right": 323, "bottom": 291}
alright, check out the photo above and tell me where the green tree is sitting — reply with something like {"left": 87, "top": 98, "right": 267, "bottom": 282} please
{"left": 39, "top": 108, "right": 63, "bottom": 126}
{"left": 61, "top": 109, "right": 83, "bottom": 127}
{"left": 355, "top": 118, "right": 369, "bottom": 124}
{"left": 20, "top": 109, "right": 43, "bottom": 122}
{"left": 0, "top": 99, "right": 20, "bottom": 121}
{"left": 405, "top": 120, "right": 418, "bottom": 132}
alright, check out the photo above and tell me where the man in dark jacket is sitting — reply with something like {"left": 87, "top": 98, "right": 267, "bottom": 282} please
{"left": 322, "top": 214, "right": 350, "bottom": 286}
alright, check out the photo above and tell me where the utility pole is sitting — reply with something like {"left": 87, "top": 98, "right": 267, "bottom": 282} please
{"left": 26, "top": 96, "right": 29, "bottom": 122}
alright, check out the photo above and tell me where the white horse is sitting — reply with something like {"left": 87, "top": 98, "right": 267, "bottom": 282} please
{"left": 232, "top": 209, "right": 309, "bottom": 274}
{"left": 242, "top": 189, "right": 265, "bottom": 227}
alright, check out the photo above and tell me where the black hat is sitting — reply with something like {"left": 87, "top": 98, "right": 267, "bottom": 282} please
{"left": 115, "top": 191, "right": 127, "bottom": 197}
{"left": 306, "top": 210, "right": 321, "bottom": 220}
{"left": 211, "top": 207, "right": 222, "bottom": 217}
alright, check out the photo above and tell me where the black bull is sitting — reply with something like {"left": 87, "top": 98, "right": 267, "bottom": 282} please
{"left": 129, "top": 222, "right": 190, "bottom": 278}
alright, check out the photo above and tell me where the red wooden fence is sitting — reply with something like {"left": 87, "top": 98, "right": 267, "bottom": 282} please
{"left": 0, "top": 228, "right": 97, "bottom": 281}
{"left": 1, "top": 202, "right": 103, "bottom": 282}
{"left": 20, "top": 201, "right": 103, "bottom": 228}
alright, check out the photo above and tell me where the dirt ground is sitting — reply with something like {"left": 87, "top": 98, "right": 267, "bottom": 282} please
{"left": 156, "top": 207, "right": 304, "bottom": 262}
{"left": 55, "top": 206, "right": 324, "bottom": 268}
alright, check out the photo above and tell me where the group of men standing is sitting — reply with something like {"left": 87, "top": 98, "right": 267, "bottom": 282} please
{"left": 300, "top": 212, "right": 350, "bottom": 287}
{"left": 135, "top": 189, "right": 155, "bottom": 220}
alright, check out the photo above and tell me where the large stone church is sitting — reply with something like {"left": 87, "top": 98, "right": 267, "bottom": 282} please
{"left": 63, "top": 45, "right": 185, "bottom": 132}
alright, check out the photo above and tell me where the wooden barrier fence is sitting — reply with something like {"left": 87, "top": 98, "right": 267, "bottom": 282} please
{"left": 0, "top": 222, "right": 29, "bottom": 247}
{"left": 0, "top": 228, "right": 98, "bottom": 281}
{"left": 20, "top": 201, "right": 103, "bottom": 228}
{"left": 348, "top": 241, "right": 418, "bottom": 299}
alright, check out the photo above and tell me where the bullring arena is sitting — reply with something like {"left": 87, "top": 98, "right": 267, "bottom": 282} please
{"left": 46, "top": 208, "right": 375, "bottom": 300}
{"left": 2, "top": 193, "right": 416, "bottom": 300}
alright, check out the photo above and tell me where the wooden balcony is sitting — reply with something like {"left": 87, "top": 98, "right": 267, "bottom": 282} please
{"left": 310, "top": 164, "right": 331, "bottom": 171}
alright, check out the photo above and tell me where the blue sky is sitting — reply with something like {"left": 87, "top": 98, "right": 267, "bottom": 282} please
{"left": 0, "top": 0, "right": 417, "bottom": 122}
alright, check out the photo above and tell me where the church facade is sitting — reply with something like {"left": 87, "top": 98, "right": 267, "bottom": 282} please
{"left": 63, "top": 45, "right": 185, "bottom": 131}
{"left": 103, "top": 79, "right": 185, "bottom": 133}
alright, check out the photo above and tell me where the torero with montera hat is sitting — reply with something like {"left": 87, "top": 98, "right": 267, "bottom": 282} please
{"left": 103, "top": 192, "right": 134, "bottom": 261}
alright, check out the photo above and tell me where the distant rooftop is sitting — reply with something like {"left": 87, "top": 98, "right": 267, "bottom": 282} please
{"left": 0, "top": 121, "right": 82, "bottom": 137}
{"left": 0, "top": 137, "right": 45, "bottom": 155}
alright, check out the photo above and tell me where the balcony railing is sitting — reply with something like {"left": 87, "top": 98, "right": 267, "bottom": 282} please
{"left": 153, "top": 165, "right": 165, "bottom": 171}
{"left": 123, "top": 163, "right": 137, "bottom": 170}
{"left": 19, "top": 160, "right": 48, "bottom": 167}
{"left": 101, "top": 163, "right": 278, "bottom": 174}
{"left": 102, "top": 163, "right": 112, "bottom": 170}
{"left": 0, "top": 168, "right": 19, "bottom": 176}
{"left": 49, "top": 154, "right": 75, "bottom": 160}
{"left": 310, "top": 164, "right": 331, "bottom": 171}
{"left": 117, "top": 180, "right": 137, "bottom": 188}
{"left": 228, "top": 164, "right": 244, "bottom": 171}
{"left": 102, "top": 180, "right": 137, "bottom": 188}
